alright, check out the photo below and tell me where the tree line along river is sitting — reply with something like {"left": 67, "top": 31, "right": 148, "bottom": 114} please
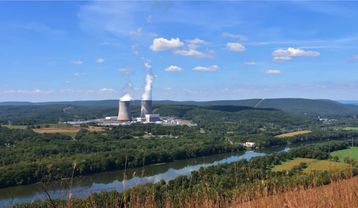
{"left": 0, "top": 140, "right": 328, "bottom": 207}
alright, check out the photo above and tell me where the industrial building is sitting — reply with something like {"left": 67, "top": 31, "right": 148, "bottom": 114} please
{"left": 118, "top": 101, "right": 132, "bottom": 121}
{"left": 145, "top": 114, "right": 161, "bottom": 122}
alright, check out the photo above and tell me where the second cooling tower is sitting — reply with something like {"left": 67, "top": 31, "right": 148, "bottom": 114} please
{"left": 141, "top": 100, "right": 152, "bottom": 117}
{"left": 118, "top": 101, "right": 132, "bottom": 121}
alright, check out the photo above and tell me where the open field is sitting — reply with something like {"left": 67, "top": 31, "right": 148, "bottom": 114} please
{"left": 344, "top": 127, "right": 358, "bottom": 131}
{"left": 272, "top": 158, "right": 315, "bottom": 171}
{"left": 1, "top": 125, "right": 28, "bottom": 129}
{"left": 33, "top": 126, "right": 106, "bottom": 134}
{"left": 331, "top": 147, "right": 358, "bottom": 162}
{"left": 304, "top": 160, "right": 350, "bottom": 173}
{"left": 275, "top": 130, "right": 312, "bottom": 138}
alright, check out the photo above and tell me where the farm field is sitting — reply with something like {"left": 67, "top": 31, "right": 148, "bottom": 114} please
{"left": 343, "top": 127, "right": 358, "bottom": 131}
{"left": 33, "top": 126, "right": 107, "bottom": 134}
{"left": 1, "top": 125, "right": 28, "bottom": 129}
{"left": 272, "top": 158, "right": 315, "bottom": 171}
{"left": 304, "top": 160, "right": 350, "bottom": 173}
{"left": 330, "top": 147, "right": 358, "bottom": 162}
{"left": 275, "top": 130, "right": 312, "bottom": 138}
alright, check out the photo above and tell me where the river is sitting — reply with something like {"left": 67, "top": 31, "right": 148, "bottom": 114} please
{"left": 0, "top": 140, "right": 328, "bottom": 207}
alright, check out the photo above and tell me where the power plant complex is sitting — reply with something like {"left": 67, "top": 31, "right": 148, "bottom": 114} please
{"left": 117, "top": 99, "right": 161, "bottom": 123}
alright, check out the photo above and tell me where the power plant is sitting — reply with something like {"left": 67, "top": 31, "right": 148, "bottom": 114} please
{"left": 141, "top": 100, "right": 152, "bottom": 117}
{"left": 117, "top": 101, "right": 132, "bottom": 121}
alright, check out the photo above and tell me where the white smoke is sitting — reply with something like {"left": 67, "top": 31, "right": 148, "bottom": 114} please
{"left": 120, "top": 93, "right": 133, "bottom": 101}
{"left": 141, "top": 58, "right": 154, "bottom": 100}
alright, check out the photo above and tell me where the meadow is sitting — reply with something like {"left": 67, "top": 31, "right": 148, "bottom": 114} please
{"left": 344, "top": 127, "right": 358, "bottom": 131}
{"left": 275, "top": 130, "right": 312, "bottom": 138}
{"left": 271, "top": 158, "right": 315, "bottom": 171}
{"left": 304, "top": 160, "right": 350, "bottom": 173}
{"left": 330, "top": 147, "right": 358, "bottom": 162}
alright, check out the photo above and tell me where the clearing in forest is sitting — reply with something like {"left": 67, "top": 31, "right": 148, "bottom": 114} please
{"left": 33, "top": 126, "right": 106, "bottom": 134}
{"left": 343, "top": 127, "right": 358, "bottom": 131}
{"left": 275, "top": 130, "right": 312, "bottom": 138}
{"left": 304, "top": 160, "right": 350, "bottom": 173}
{"left": 272, "top": 158, "right": 315, "bottom": 171}
{"left": 330, "top": 147, "right": 358, "bottom": 162}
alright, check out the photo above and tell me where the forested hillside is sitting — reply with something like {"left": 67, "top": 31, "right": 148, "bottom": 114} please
{"left": 2, "top": 98, "right": 358, "bottom": 115}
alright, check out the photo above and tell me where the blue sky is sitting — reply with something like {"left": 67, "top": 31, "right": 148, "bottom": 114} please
{"left": 1, "top": 1, "right": 358, "bottom": 102}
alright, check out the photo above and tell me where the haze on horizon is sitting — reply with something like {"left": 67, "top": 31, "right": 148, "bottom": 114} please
{"left": 1, "top": 1, "right": 358, "bottom": 102}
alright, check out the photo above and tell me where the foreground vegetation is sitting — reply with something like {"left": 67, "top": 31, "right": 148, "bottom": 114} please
{"left": 10, "top": 140, "right": 358, "bottom": 207}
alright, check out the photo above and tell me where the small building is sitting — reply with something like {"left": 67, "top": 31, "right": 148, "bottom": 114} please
{"left": 105, "top": 116, "right": 118, "bottom": 120}
{"left": 243, "top": 142, "right": 256, "bottom": 147}
{"left": 145, "top": 114, "right": 161, "bottom": 123}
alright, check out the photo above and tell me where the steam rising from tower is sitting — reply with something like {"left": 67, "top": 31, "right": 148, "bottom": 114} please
{"left": 141, "top": 58, "right": 154, "bottom": 118}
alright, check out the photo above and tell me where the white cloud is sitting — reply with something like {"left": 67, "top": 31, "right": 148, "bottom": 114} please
{"left": 66, "top": 81, "right": 70, "bottom": 83}
{"left": 226, "top": 42, "right": 246, "bottom": 52}
{"left": 150, "top": 38, "right": 184, "bottom": 51}
{"left": 71, "top": 60, "right": 82, "bottom": 64}
{"left": 174, "top": 49, "right": 215, "bottom": 58}
{"left": 188, "top": 44, "right": 199, "bottom": 50}
{"left": 316, "top": 85, "right": 326, "bottom": 89}
{"left": 264, "top": 70, "right": 281, "bottom": 74}
{"left": 165, "top": 65, "right": 183, "bottom": 72}
{"left": 59, "top": 89, "right": 83, "bottom": 93}
{"left": 165, "top": 87, "right": 172, "bottom": 90}
{"left": 272, "top": 47, "right": 320, "bottom": 61}
{"left": 98, "top": 42, "right": 109, "bottom": 45}
{"left": 132, "top": 44, "right": 139, "bottom": 55}
{"left": 273, "top": 57, "right": 293, "bottom": 62}
{"left": 353, "top": 55, "right": 358, "bottom": 60}
{"left": 193, "top": 65, "right": 219, "bottom": 71}
{"left": 129, "top": 28, "right": 142, "bottom": 37}
{"left": 119, "top": 65, "right": 132, "bottom": 75}
{"left": 47, "top": 61, "right": 56, "bottom": 65}
{"left": 149, "top": 32, "right": 158, "bottom": 37}
{"left": 222, "top": 32, "right": 247, "bottom": 41}
{"left": 185, "top": 38, "right": 210, "bottom": 45}
{"left": 96, "top": 58, "right": 104, "bottom": 63}
{"left": 147, "top": 15, "right": 152, "bottom": 23}
{"left": 99, "top": 88, "right": 115, "bottom": 92}
{"left": 4, "top": 89, "right": 54, "bottom": 94}
{"left": 74, "top": 73, "right": 86, "bottom": 76}
{"left": 1, "top": 84, "right": 7, "bottom": 87}
{"left": 244, "top": 62, "right": 256, "bottom": 65}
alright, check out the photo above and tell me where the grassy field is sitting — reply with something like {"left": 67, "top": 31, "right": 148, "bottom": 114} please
{"left": 304, "top": 160, "right": 350, "bottom": 173}
{"left": 272, "top": 158, "right": 315, "bottom": 171}
{"left": 343, "top": 127, "right": 358, "bottom": 131}
{"left": 330, "top": 147, "right": 358, "bottom": 162}
{"left": 275, "top": 130, "right": 312, "bottom": 138}
{"left": 1, "top": 125, "right": 28, "bottom": 129}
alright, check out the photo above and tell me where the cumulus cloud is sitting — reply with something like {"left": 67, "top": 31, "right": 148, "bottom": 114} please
{"left": 207, "top": 49, "right": 215, "bottom": 54}
{"left": 98, "top": 42, "right": 109, "bottom": 45}
{"left": 226, "top": 42, "right": 246, "bottom": 52}
{"left": 244, "top": 62, "right": 256, "bottom": 65}
{"left": 96, "top": 58, "right": 104, "bottom": 63}
{"left": 71, "top": 60, "right": 82, "bottom": 64}
{"left": 185, "top": 38, "right": 210, "bottom": 45}
{"left": 174, "top": 49, "right": 215, "bottom": 58}
{"left": 165, "top": 87, "right": 172, "bottom": 90}
{"left": 129, "top": 28, "right": 142, "bottom": 37}
{"left": 222, "top": 32, "right": 247, "bottom": 41}
{"left": 188, "top": 44, "right": 199, "bottom": 50}
{"left": 165, "top": 65, "right": 183, "bottom": 72}
{"left": 272, "top": 47, "right": 320, "bottom": 61}
{"left": 74, "top": 73, "right": 86, "bottom": 76}
{"left": 264, "top": 70, "right": 281, "bottom": 74}
{"left": 150, "top": 38, "right": 184, "bottom": 51}
{"left": 193, "top": 65, "right": 219, "bottom": 71}
{"left": 66, "top": 81, "right": 70, "bottom": 83}
{"left": 147, "top": 15, "right": 152, "bottom": 23}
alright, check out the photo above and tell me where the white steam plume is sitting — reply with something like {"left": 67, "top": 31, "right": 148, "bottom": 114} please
{"left": 120, "top": 93, "right": 133, "bottom": 101}
{"left": 142, "top": 58, "right": 154, "bottom": 100}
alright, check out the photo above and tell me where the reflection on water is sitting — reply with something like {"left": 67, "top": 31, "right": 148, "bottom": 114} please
{"left": 0, "top": 140, "right": 328, "bottom": 207}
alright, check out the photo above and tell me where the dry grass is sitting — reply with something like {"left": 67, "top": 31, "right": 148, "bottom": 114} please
{"left": 33, "top": 127, "right": 106, "bottom": 134}
{"left": 304, "top": 160, "right": 350, "bottom": 173}
{"left": 232, "top": 174, "right": 358, "bottom": 208}
{"left": 275, "top": 130, "right": 312, "bottom": 138}
{"left": 272, "top": 158, "right": 315, "bottom": 171}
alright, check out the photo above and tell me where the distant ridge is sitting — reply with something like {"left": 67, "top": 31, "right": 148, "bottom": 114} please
{"left": 1, "top": 98, "right": 358, "bottom": 115}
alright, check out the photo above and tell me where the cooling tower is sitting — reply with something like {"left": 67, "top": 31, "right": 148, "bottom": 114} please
{"left": 118, "top": 101, "right": 132, "bottom": 121}
{"left": 141, "top": 100, "right": 152, "bottom": 117}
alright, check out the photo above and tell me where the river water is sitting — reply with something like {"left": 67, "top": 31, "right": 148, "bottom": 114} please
{"left": 0, "top": 140, "right": 327, "bottom": 207}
